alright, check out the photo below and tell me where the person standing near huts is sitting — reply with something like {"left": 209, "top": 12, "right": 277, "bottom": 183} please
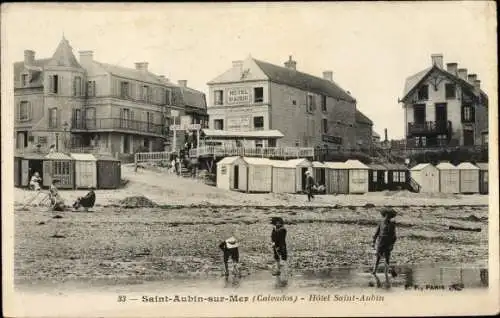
{"left": 271, "top": 217, "right": 288, "bottom": 279}
{"left": 371, "top": 208, "right": 397, "bottom": 286}
{"left": 305, "top": 170, "right": 316, "bottom": 202}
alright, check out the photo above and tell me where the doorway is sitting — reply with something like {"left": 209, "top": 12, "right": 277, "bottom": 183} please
{"left": 413, "top": 104, "right": 426, "bottom": 124}
{"left": 435, "top": 103, "right": 447, "bottom": 130}
{"left": 233, "top": 165, "right": 239, "bottom": 189}
{"left": 463, "top": 129, "right": 474, "bottom": 146}
{"left": 301, "top": 167, "right": 308, "bottom": 191}
{"left": 123, "top": 135, "right": 131, "bottom": 153}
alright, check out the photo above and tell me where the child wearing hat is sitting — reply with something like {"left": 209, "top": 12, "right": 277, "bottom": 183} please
{"left": 371, "top": 208, "right": 397, "bottom": 284}
{"left": 305, "top": 170, "right": 316, "bottom": 202}
{"left": 219, "top": 236, "right": 240, "bottom": 277}
{"left": 270, "top": 217, "right": 288, "bottom": 278}
{"left": 29, "top": 172, "right": 42, "bottom": 191}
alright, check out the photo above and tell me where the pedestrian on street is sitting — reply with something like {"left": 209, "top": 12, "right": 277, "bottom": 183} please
{"left": 371, "top": 207, "right": 398, "bottom": 286}
{"left": 270, "top": 217, "right": 287, "bottom": 278}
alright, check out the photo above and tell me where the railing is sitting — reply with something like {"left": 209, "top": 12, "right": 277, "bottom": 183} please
{"left": 407, "top": 120, "right": 452, "bottom": 136}
{"left": 72, "top": 118, "right": 165, "bottom": 135}
{"left": 15, "top": 145, "right": 113, "bottom": 155}
{"left": 135, "top": 151, "right": 175, "bottom": 163}
{"left": 408, "top": 177, "right": 421, "bottom": 193}
{"left": 188, "top": 146, "right": 315, "bottom": 158}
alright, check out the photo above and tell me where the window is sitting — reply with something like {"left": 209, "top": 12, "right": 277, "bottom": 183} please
{"left": 445, "top": 83, "right": 456, "bottom": 99}
{"left": 482, "top": 133, "right": 488, "bottom": 145}
{"left": 463, "top": 106, "right": 472, "bottom": 121}
{"left": 437, "top": 134, "right": 447, "bottom": 146}
{"left": 38, "top": 136, "right": 48, "bottom": 145}
{"left": 49, "top": 75, "right": 59, "bottom": 94}
{"left": 306, "top": 94, "right": 315, "bottom": 113}
{"left": 268, "top": 139, "right": 277, "bottom": 147}
{"left": 321, "top": 118, "right": 328, "bottom": 134}
{"left": 214, "top": 119, "right": 224, "bottom": 130}
{"left": 165, "top": 89, "right": 171, "bottom": 105}
{"left": 321, "top": 95, "right": 327, "bottom": 112}
{"left": 214, "top": 90, "right": 223, "bottom": 105}
{"left": 421, "top": 136, "right": 427, "bottom": 147}
{"left": 18, "top": 101, "right": 31, "bottom": 121}
{"left": 21, "top": 74, "right": 29, "bottom": 86}
{"left": 253, "top": 87, "right": 264, "bottom": 103}
{"left": 373, "top": 173, "right": 377, "bottom": 182}
{"left": 120, "top": 108, "right": 131, "bottom": 129}
{"left": 73, "top": 76, "right": 82, "bottom": 96}
{"left": 415, "top": 137, "right": 421, "bottom": 147}
{"left": 253, "top": 116, "right": 264, "bottom": 130}
{"left": 142, "top": 85, "right": 150, "bottom": 102}
{"left": 393, "top": 172, "right": 399, "bottom": 182}
{"left": 49, "top": 108, "right": 58, "bottom": 128}
{"left": 255, "top": 139, "right": 263, "bottom": 148}
{"left": 120, "top": 81, "right": 130, "bottom": 98}
{"left": 85, "top": 107, "right": 96, "bottom": 129}
{"left": 221, "top": 166, "right": 227, "bottom": 175}
{"left": 417, "top": 85, "right": 428, "bottom": 100}
{"left": 399, "top": 171, "right": 406, "bottom": 182}
{"left": 295, "top": 140, "right": 300, "bottom": 147}
{"left": 87, "top": 81, "right": 96, "bottom": 97}
{"left": 292, "top": 100, "right": 297, "bottom": 105}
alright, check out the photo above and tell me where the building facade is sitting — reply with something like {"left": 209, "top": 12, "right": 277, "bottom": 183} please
{"left": 206, "top": 56, "right": 372, "bottom": 150}
{"left": 400, "top": 54, "right": 488, "bottom": 148}
{"left": 14, "top": 36, "right": 207, "bottom": 156}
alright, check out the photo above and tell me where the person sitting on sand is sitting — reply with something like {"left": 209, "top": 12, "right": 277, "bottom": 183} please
{"left": 49, "top": 179, "right": 65, "bottom": 212}
{"left": 271, "top": 217, "right": 287, "bottom": 278}
{"left": 219, "top": 236, "right": 240, "bottom": 277}
{"left": 73, "top": 186, "right": 96, "bottom": 212}
{"left": 29, "top": 172, "right": 42, "bottom": 191}
{"left": 371, "top": 208, "right": 397, "bottom": 286}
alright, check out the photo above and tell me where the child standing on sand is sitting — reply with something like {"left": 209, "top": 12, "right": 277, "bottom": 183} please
{"left": 371, "top": 208, "right": 397, "bottom": 285}
{"left": 271, "top": 217, "right": 287, "bottom": 278}
{"left": 219, "top": 236, "right": 240, "bottom": 277}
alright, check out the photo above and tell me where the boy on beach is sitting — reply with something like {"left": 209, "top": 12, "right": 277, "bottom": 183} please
{"left": 305, "top": 171, "right": 315, "bottom": 202}
{"left": 371, "top": 208, "right": 397, "bottom": 285}
{"left": 49, "top": 179, "right": 65, "bottom": 212}
{"left": 271, "top": 217, "right": 287, "bottom": 278}
{"left": 219, "top": 236, "right": 240, "bottom": 277}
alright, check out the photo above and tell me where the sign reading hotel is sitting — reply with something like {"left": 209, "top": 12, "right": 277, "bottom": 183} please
{"left": 227, "top": 88, "right": 250, "bottom": 104}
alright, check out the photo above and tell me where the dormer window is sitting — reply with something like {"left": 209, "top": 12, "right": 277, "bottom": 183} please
{"left": 21, "top": 73, "right": 29, "bottom": 87}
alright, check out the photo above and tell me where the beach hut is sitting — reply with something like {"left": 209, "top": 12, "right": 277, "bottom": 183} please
{"left": 456, "top": 162, "right": 480, "bottom": 194}
{"left": 476, "top": 163, "right": 488, "bottom": 194}
{"left": 243, "top": 157, "right": 273, "bottom": 193}
{"left": 271, "top": 160, "right": 297, "bottom": 193}
{"left": 19, "top": 152, "right": 46, "bottom": 187}
{"left": 95, "top": 154, "right": 122, "bottom": 189}
{"left": 367, "top": 164, "right": 387, "bottom": 192}
{"left": 286, "top": 158, "right": 313, "bottom": 193}
{"left": 70, "top": 153, "right": 98, "bottom": 189}
{"left": 344, "top": 160, "right": 369, "bottom": 194}
{"left": 324, "top": 162, "right": 349, "bottom": 194}
{"left": 43, "top": 152, "right": 75, "bottom": 189}
{"left": 383, "top": 163, "right": 409, "bottom": 190}
{"left": 14, "top": 156, "right": 22, "bottom": 187}
{"left": 312, "top": 161, "right": 327, "bottom": 187}
{"left": 216, "top": 156, "right": 247, "bottom": 191}
{"left": 436, "top": 161, "right": 460, "bottom": 194}
{"left": 410, "top": 163, "right": 439, "bottom": 193}
{"left": 216, "top": 156, "right": 239, "bottom": 190}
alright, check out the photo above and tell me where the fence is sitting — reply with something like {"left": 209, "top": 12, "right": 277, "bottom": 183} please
{"left": 188, "top": 146, "right": 315, "bottom": 159}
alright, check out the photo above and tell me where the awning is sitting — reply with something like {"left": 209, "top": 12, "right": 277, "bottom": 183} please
{"left": 202, "top": 129, "right": 284, "bottom": 139}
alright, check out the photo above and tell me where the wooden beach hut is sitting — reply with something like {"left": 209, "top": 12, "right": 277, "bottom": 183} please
{"left": 43, "top": 152, "right": 75, "bottom": 189}
{"left": 70, "top": 153, "right": 98, "bottom": 189}
{"left": 456, "top": 162, "right": 480, "bottom": 194}
{"left": 476, "top": 163, "right": 488, "bottom": 194}
{"left": 344, "top": 160, "right": 369, "bottom": 194}
{"left": 410, "top": 163, "right": 439, "bottom": 193}
{"left": 19, "top": 152, "right": 46, "bottom": 187}
{"left": 436, "top": 161, "right": 460, "bottom": 194}
{"left": 95, "top": 154, "right": 122, "bottom": 189}
{"left": 312, "top": 161, "right": 327, "bottom": 187}
{"left": 243, "top": 157, "right": 273, "bottom": 193}
{"left": 286, "top": 158, "right": 313, "bottom": 193}
{"left": 324, "top": 162, "right": 349, "bottom": 194}
{"left": 383, "top": 163, "right": 409, "bottom": 190}
{"left": 271, "top": 160, "right": 297, "bottom": 193}
{"left": 216, "top": 156, "right": 239, "bottom": 190}
{"left": 14, "top": 156, "right": 22, "bottom": 187}
{"left": 368, "top": 164, "right": 387, "bottom": 192}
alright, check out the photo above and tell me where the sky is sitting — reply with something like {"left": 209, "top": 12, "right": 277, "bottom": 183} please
{"left": 1, "top": 2, "right": 497, "bottom": 139}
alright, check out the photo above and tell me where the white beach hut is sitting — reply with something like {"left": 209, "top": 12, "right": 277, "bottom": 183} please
{"left": 344, "top": 159, "right": 369, "bottom": 194}
{"left": 456, "top": 162, "right": 480, "bottom": 194}
{"left": 243, "top": 157, "right": 273, "bottom": 193}
{"left": 70, "top": 153, "right": 98, "bottom": 189}
{"left": 271, "top": 160, "right": 297, "bottom": 193}
{"left": 216, "top": 156, "right": 247, "bottom": 191}
{"left": 436, "top": 161, "right": 460, "bottom": 194}
{"left": 410, "top": 163, "right": 439, "bottom": 193}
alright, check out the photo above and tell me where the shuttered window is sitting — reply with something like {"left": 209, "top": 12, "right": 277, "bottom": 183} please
{"left": 18, "top": 101, "right": 32, "bottom": 121}
{"left": 73, "top": 76, "right": 82, "bottom": 96}
{"left": 48, "top": 108, "right": 58, "bottom": 128}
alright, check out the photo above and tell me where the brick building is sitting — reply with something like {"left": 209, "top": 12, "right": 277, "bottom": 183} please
{"left": 14, "top": 36, "right": 207, "bottom": 156}
{"left": 206, "top": 55, "right": 372, "bottom": 151}
{"left": 400, "top": 54, "right": 488, "bottom": 148}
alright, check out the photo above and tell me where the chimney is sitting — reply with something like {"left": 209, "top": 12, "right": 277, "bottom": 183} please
{"left": 457, "top": 68, "right": 468, "bottom": 80}
{"left": 135, "top": 62, "right": 149, "bottom": 72}
{"left": 431, "top": 54, "right": 444, "bottom": 68}
{"left": 467, "top": 74, "right": 477, "bottom": 83}
{"left": 178, "top": 80, "right": 187, "bottom": 87}
{"left": 284, "top": 55, "right": 297, "bottom": 70}
{"left": 384, "top": 128, "right": 388, "bottom": 142}
{"left": 473, "top": 80, "right": 481, "bottom": 90}
{"left": 446, "top": 63, "right": 458, "bottom": 75}
{"left": 323, "top": 71, "right": 333, "bottom": 82}
{"left": 24, "top": 50, "right": 35, "bottom": 65}
{"left": 79, "top": 50, "right": 94, "bottom": 67}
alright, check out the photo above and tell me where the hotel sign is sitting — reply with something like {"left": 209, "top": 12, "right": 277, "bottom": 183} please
{"left": 322, "top": 135, "right": 343, "bottom": 144}
{"left": 227, "top": 88, "right": 250, "bottom": 104}
{"left": 227, "top": 117, "right": 251, "bottom": 130}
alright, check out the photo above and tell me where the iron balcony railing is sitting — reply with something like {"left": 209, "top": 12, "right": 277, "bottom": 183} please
{"left": 407, "top": 120, "right": 452, "bottom": 136}
{"left": 72, "top": 118, "right": 165, "bottom": 135}
{"left": 188, "top": 146, "right": 315, "bottom": 158}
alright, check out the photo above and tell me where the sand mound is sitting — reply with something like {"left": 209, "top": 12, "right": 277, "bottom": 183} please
{"left": 119, "top": 196, "right": 157, "bottom": 208}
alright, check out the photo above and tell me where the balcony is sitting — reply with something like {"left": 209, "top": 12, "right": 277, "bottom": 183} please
{"left": 72, "top": 118, "right": 165, "bottom": 136}
{"left": 407, "top": 120, "right": 452, "bottom": 136}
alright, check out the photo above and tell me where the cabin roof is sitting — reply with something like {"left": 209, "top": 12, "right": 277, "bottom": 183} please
{"left": 436, "top": 162, "right": 457, "bottom": 170}
{"left": 456, "top": 162, "right": 480, "bottom": 170}
{"left": 344, "top": 159, "right": 369, "bottom": 169}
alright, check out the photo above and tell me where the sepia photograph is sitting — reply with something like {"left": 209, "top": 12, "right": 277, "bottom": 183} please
{"left": 1, "top": 2, "right": 498, "bottom": 317}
